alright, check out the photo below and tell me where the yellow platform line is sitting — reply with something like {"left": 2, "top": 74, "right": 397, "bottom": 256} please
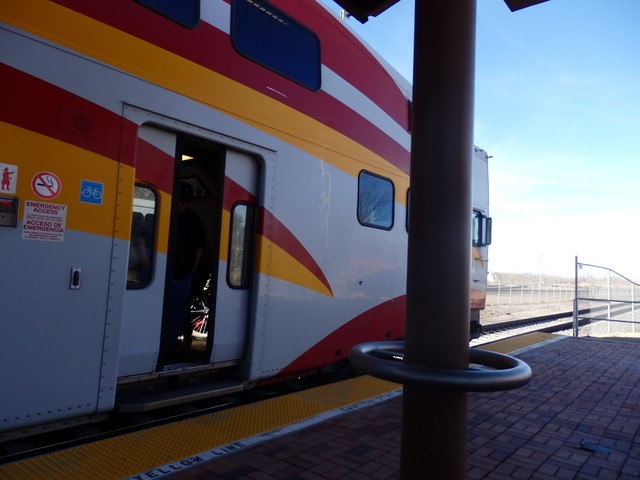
{"left": 0, "top": 376, "right": 399, "bottom": 480}
{"left": 479, "top": 331, "right": 558, "bottom": 355}
{"left": 0, "top": 333, "right": 559, "bottom": 480}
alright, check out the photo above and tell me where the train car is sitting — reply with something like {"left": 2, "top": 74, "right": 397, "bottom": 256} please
{"left": 471, "top": 147, "right": 492, "bottom": 334}
{"left": 0, "top": 0, "right": 490, "bottom": 436}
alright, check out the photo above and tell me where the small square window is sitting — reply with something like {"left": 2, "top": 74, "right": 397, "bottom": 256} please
{"left": 358, "top": 171, "right": 394, "bottom": 230}
{"left": 472, "top": 210, "right": 492, "bottom": 247}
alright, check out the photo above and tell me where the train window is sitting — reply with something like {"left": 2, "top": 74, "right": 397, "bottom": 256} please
{"left": 472, "top": 210, "right": 492, "bottom": 247}
{"left": 134, "top": 0, "right": 200, "bottom": 28}
{"left": 227, "top": 203, "right": 255, "bottom": 288}
{"left": 231, "top": 0, "right": 321, "bottom": 91}
{"left": 358, "top": 171, "right": 394, "bottom": 230}
{"left": 127, "top": 185, "right": 157, "bottom": 289}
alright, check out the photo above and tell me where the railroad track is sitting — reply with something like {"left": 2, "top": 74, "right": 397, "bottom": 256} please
{"left": 470, "top": 311, "right": 574, "bottom": 346}
{"left": 471, "top": 303, "right": 633, "bottom": 347}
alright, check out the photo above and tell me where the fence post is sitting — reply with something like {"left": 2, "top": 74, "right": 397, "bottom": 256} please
{"left": 573, "top": 256, "right": 579, "bottom": 337}
{"left": 607, "top": 270, "right": 611, "bottom": 334}
{"left": 633, "top": 284, "right": 636, "bottom": 333}
{"left": 530, "top": 283, "right": 533, "bottom": 303}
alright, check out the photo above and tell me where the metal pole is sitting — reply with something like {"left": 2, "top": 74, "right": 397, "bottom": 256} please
{"left": 607, "top": 269, "right": 611, "bottom": 333}
{"left": 530, "top": 282, "right": 533, "bottom": 303}
{"left": 403, "top": 2, "right": 476, "bottom": 479}
{"left": 573, "top": 256, "right": 579, "bottom": 337}
{"left": 633, "top": 284, "right": 636, "bottom": 333}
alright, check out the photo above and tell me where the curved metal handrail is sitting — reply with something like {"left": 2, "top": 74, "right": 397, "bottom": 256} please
{"left": 578, "top": 261, "right": 640, "bottom": 289}
{"left": 348, "top": 341, "right": 532, "bottom": 392}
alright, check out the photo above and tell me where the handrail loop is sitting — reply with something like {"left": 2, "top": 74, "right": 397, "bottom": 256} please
{"left": 348, "top": 341, "right": 532, "bottom": 392}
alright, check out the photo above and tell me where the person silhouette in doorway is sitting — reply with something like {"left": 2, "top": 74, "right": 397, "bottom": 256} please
{"left": 169, "top": 181, "right": 206, "bottom": 355}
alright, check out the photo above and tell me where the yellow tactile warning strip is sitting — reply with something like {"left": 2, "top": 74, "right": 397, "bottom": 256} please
{"left": 0, "top": 333, "right": 560, "bottom": 480}
{"left": 0, "top": 376, "right": 400, "bottom": 480}
{"left": 479, "top": 331, "right": 558, "bottom": 355}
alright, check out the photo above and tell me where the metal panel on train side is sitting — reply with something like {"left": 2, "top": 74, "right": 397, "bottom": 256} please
{"left": 0, "top": 115, "right": 124, "bottom": 432}
{"left": 243, "top": 146, "right": 408, "bottom": 380}
{"left": 472, "top": 149, "right": 489, "bottom": 215}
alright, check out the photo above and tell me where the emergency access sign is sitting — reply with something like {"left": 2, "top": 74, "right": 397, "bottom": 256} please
{"left": 22, "top": 200, "right": 67, "bottom": 242}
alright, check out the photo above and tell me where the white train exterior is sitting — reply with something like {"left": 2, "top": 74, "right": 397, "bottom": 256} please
{"left": 0, "top": 0, "right": 491, "bottom": 436}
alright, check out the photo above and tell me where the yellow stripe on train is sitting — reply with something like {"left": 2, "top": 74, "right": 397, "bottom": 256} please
{"left": 218, "top": 210, "right": 331, "bottom": 296}
{"left": 1, "top": 121, "right": 132, "bottom": 238}
{"left": 255, "top": 237, "right": 333, "bottom": 298}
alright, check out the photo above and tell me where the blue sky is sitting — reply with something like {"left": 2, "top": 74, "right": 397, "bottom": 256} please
{"left": 320, "top": 0, "right": 640, "bottom": 278}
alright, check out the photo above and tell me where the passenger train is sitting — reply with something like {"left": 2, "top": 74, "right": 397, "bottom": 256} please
{"left": 0, "top": 0, "right": 491, "bottom": 436}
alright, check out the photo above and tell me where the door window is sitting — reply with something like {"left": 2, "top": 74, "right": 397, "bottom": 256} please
{"left": 127, "top": 185, "right": 156, "bottom": 289}
{"left": 228, "top": 203, "right": 254, "bottom": 288}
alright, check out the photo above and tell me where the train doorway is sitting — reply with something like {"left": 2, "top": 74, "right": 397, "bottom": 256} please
{"left": 165, "top": 136, "right": 225, "bottom": 364}
{"left": 118, "top": 123, "right": 259, "bottom": 377}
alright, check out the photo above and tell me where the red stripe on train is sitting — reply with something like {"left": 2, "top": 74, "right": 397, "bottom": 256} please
{"left": 0, "top": 63, "right": 128, "bottom": 165}
{"left": 279, "top": 295, "right": 406, "bottom": 376}
{"left": 258, "top": 208, "right": 333, "bottom": 296}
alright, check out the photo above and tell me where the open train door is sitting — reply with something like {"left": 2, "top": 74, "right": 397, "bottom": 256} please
{"left": 118, "top": 119, "right": 259, "bottom": 377}
{"left": 208, "top": 149, "right": 259, "bottom": 364}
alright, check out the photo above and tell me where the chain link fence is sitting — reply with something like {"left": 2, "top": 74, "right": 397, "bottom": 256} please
{"left": 486, "top": 282, "right": 574, "bottom": 306}
{"left": 485, "top": 266, "right": 640, "bottom": 338}
{"left": 484, "top": 273, "right": 574, "bottom": 325}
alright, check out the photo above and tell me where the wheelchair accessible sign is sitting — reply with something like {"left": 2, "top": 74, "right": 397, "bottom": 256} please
{"left": 80, "top": 180, "right": 103, "bottom": 205}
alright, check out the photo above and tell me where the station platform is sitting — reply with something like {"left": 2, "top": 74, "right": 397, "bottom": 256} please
{"left": 2, "top": 332, "right": 640, "bottom": 479}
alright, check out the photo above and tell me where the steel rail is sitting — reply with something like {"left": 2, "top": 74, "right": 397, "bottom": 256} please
{"left": 481, "top": 304, "right": 631, "bottom": 334}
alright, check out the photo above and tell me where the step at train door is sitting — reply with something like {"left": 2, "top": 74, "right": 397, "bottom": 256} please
{"left": 118, "top": 124, "right": 258, "bottom": 376}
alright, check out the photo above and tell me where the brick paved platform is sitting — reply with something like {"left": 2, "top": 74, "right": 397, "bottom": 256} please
{"left": 167, "top": 336, "right": 640, "bottom": 479}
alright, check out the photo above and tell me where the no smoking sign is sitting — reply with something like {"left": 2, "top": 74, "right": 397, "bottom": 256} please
{"left": 32, "top": 171, "right": 62, "bottom": 200}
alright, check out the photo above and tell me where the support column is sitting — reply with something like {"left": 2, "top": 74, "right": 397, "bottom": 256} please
{"left": 402, "top": 2, "right": 476, "bottom": 479}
